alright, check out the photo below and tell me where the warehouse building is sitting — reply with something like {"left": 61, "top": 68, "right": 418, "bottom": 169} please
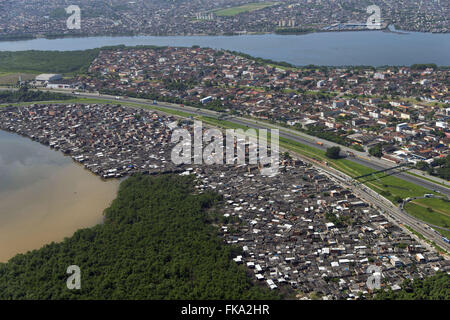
{"left": 35, "top": 74, "right": 62, "bottom": 84}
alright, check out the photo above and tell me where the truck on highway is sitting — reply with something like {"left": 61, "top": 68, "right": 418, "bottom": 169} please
{"left": 316, "top": 141, "right": 323, "bottom": 146}
{"left": 442, "top": 237, "right": 450, "bottom": 244}
{"left": 153, "top": 100, "right": 157, "bottom": 105}
{"left": 115, "top": 96, "right": 121, "bottom": 100}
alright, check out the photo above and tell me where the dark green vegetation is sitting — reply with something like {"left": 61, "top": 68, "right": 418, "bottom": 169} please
{"left": 410, "top": 63, "right": 438, "bottom": 71}
{"left": 293, "top": 124, "right": 361, "bottom": 151}
{"left": 100, "top": 88, "right": 228, "bottom": 112}
{"left": 0, "top": 45, "right": 166, "bottom": 75}
{"left": 0, "top": 34, "right": 35, "bottom": 41}
{"left": 275, "top": 28, "right": 316, "bottom": 34}
{"left": 0, "top": 87, "right": 72, "bottom": 103}
{"left": 229, "top": 51, "right": 296, "bottom": 69}
{"left": 416, "top": 155, "right": 450, "bottom": 180}
{"left": 369, "top": 144, "right": 383, "bottom": 158}
{"left": 325, "top": 146, "right": 341, "bottom": 159}
{"left": 0, "top": 49, "right": 101, "bottom": 74}
{"left": 374, "top": 272, "right": 450, "bottom": 300}
{"left": 0, "top": 174, "right": 278, "bottom": 299}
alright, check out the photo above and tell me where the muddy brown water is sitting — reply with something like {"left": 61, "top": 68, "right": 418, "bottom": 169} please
{"left": 0, "top": 129, "right": 120, "bottom": 262}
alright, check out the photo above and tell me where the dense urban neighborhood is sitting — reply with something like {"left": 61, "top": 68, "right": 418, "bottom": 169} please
{"left": 0, "top": 102, "right": 448, "bottom": 299}
{"left": 0, "top": 0, "right": 448, "bottom": 40}
{"left": 42, "top": 46, "right": 450, "bottom": 169}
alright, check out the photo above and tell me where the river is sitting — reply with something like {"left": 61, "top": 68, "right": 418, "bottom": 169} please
{"left": 0, "top": 31, "right": 449, "bottom": 66}
{"left": 0, "top": 129, "right": 120, "bottom": 262}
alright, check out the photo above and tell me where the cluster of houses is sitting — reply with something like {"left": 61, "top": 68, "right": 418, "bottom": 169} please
{"left": 0, "top": 104, "right": 180, "bottom": 179}
{"left": 192, "top": 161, "right": 447, "bottom": 298}
{"left": 81, "top": 47, "right": 449, "bottom": 164}
{"left": 1, "top": 0, "right": 447, "bottom": 39}
{"left": 0, "top": 102, "right": 448, "bottom": 299}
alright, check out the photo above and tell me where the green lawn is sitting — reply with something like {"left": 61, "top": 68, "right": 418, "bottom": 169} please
{"left": 333, "top": 159, "right": 436, "bottom": 200}
{"left": 0, "top": 72, "right": 37, "bottom": 85}
{"left": 404, "top": 200, "right": 450, "bottom": 238}
{"left": 213, "top": 2, "right": 277, "bottom": 16}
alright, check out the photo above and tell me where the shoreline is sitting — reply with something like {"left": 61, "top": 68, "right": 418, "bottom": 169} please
{"left": 0, "top": 26, "right": 448, "bottom": 43}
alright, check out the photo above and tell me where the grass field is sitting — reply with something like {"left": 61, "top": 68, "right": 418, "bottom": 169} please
{"left": 404, "top": 201, "right": 450, "bottom": 238}
{"left": 213, "top": 2, "right": 277, "bottom": 16}
{"left": 0, "top": 72, "right": 36, "bottom": 85}
{"left": 404, "top": 198, "right": 450, "bottom": 238}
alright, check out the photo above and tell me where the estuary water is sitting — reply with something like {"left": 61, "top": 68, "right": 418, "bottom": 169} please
{"left": 0, "top": 31, "right": 449, "bottom": 66}
{"left": 0, "top": 129, "right": 119, "bottom": 262}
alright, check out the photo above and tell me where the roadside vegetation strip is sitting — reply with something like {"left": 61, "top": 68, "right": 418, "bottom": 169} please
{"left": 196, "top": 116, "right": 436, "bottom": 198}
{"left": 406, "top": 171, "right": 449, "bottom": 188}
{"left": 213, "top": 2, "right": 277, "bottom": 16}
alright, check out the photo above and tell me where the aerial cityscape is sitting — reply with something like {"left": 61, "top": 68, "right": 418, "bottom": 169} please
{"left": 1, "top": 0, "right": 449, "bottom": 40}
{"left": 0, "top": 0, "right": 448, "bottom": 308}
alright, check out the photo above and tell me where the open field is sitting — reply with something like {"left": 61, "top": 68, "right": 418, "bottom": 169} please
{"left": 405, "top": 200, "right": 450, "bottom": 238}
{"left": 0, "top": 73, "right": 36, "bottom": 85}
{"left": 0, "top": 49, "right": 101, "bottom": 75}
{"left": 213, "top": 2, "right": 277, "bottom": 16}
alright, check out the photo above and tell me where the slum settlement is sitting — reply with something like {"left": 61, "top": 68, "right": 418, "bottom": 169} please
{"left": 0, "top": 103, "right": 447, "bottom": 299}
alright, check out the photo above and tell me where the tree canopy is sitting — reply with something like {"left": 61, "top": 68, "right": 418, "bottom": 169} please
{"left": 374, "top": 272, "right": 450, "bottom": 300}
{"left": 325, "top": 146, "right": 341, "bottom": 159}
{"left": 369, "top": 144, "right": 383, "bottom": 158}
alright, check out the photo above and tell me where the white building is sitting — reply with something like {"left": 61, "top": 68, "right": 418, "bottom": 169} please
{"left": 436, "top": 121, "right": 448, "bottom": 129}
{"left": 35, "top": 74, "right": 62, "bottom": 83}
{"left": 396, "top": 123, "right": 409, "bottom": 132}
